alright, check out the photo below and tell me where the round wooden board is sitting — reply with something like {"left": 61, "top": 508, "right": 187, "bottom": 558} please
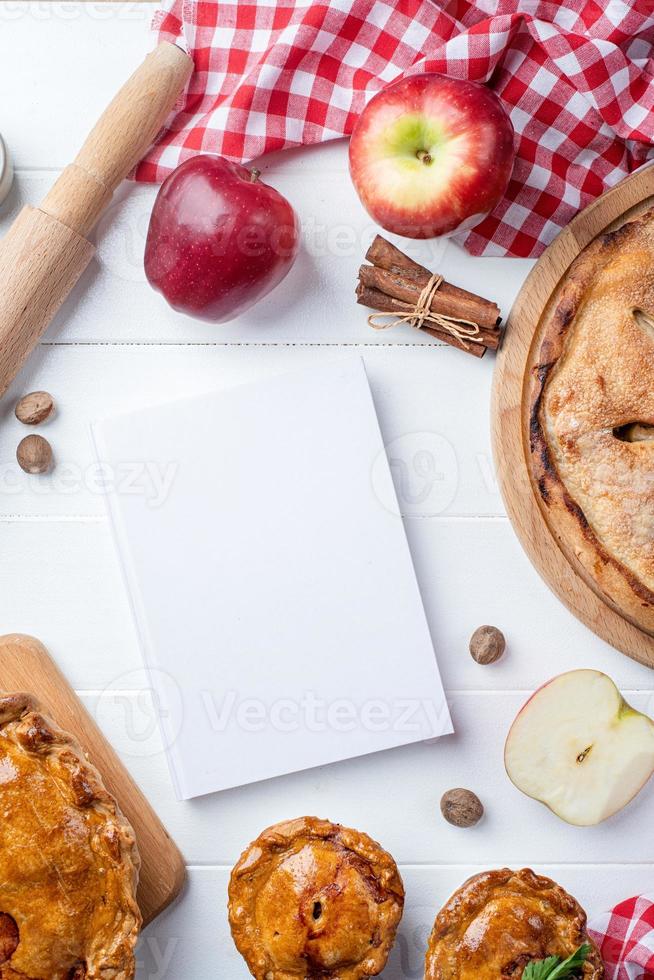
{"left": 492, "top": 164, "right": 654, "bottom": 669}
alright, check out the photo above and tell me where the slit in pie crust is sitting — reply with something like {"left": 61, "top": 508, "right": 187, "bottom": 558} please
{"left": 228, "top": 816, "right": 404, "bottom": 979}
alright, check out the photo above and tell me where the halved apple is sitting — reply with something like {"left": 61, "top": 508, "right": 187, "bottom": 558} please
{"left": 504, "top": 670, "right": 654, "bottom": 826}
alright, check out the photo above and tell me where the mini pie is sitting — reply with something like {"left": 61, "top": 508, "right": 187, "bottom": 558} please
{"left": 228, "top": 816, "right": 404, "bottom": 980}
{"left": 425, "top": 868, "right": 603, "bottom": 979}
{"left": 530, "top": 208, "right": 654, "bottom": 633}
{"left": 0, "top": 692, "right": 142, "bottom": 979}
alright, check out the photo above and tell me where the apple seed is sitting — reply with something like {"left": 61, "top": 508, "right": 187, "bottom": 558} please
{"left": 470, "top": 625, "right": 506, "bottom": 665}
{"left": 440, "top": 788, "right": 484, "bottom": 828}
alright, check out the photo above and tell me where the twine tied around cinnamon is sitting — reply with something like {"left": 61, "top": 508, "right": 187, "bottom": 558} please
{"left": 367, "top": 273, "right": 483, "bottom": 349}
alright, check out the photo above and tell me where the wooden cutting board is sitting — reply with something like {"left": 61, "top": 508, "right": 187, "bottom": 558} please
{"left": 492, "top": 164, "right": 654, "bottom": 669}
{"left": 0, "top": 633, "right": 186, "bottom": 924}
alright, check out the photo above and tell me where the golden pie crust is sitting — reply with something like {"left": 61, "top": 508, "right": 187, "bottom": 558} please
{"left": 425, "top": 868, "right": 603, "bottom": 979}
{"left": 228, "top": 816, "right": 404, "bottom": 980}
{"left": 0, "top": 692, "right": 141, "bottom": 979}
{"left": 530, "top": 207, "right": 654, "bottom": 633}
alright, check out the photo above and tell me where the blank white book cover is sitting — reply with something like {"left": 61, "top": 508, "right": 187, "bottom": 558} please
{"left": 92, "top": 357, "right": 452, "bottom": 799}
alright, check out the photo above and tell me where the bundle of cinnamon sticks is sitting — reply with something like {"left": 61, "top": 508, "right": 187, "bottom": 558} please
{"left": 356, "top": 236, "right": 503, "bottom": 358}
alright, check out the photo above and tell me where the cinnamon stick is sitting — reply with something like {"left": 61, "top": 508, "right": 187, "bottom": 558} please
{"left": 356, "top": 283, "right": 486, "bottom": 358}
{"left": 357, "top": 266, "right": 500, "bottom": 350}
{"left": 365, "top": 236, "right": 501, "bottom": 330}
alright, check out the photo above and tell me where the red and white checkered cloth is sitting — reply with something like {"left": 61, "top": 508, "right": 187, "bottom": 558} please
{"left": 590, "top": 894, "right": 654, "bottom": 979}
{"left": 136, "top": 0, "right": 654, "bottom": 258}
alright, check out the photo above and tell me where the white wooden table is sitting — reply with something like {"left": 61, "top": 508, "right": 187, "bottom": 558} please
{"left": 2, "top": 5, "right": 654, "bottom": 976}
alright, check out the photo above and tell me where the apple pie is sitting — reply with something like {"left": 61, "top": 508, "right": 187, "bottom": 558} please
{"left": 228, "top": 816, "right": 404, "bottom": 980}
{"left": 530, "top": 207, "right": 654, "bottom": 633}
{"left": 0, "top": 692, "right": 141, "bottom": 979}
{"left": 425, "top": 868, "right": 603, "bottom": 978}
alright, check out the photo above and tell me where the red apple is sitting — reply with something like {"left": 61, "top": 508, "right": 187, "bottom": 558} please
{"left": 145, "top": 155, "right": 299, "bottom": 322}
{"left": 349, "top": 74, "right": 515, "bottom": 239}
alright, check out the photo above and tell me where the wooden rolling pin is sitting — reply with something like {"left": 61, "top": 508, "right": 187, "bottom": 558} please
{"left": 0, "top": 42, "right": 193, "bottom": 398}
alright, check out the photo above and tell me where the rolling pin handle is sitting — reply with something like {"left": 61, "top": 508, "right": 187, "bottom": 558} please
{"left": 41, "top": 42, "right": 193, "bottom": 237}
{"left": 0, "top": 42, "right": 193, "bottom": 399}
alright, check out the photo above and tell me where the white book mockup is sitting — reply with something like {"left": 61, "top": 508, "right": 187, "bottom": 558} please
{"left": 92, "top": 357, "right": 452, "bottom": 799}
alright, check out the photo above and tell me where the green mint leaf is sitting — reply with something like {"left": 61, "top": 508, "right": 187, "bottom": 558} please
{"left": 547, "top": 944, "right": 592, "bottom": 979}
{"left": 523, "top": 944, "right": 592, "bottom": 980}
{"left": 523, "top": 955, "right": 562, "bottom": 980}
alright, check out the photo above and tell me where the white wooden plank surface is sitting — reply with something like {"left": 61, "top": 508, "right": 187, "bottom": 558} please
{"left": 0, "top": 3, "right": 160, "bottom": 173}
{"left": 0, "top": 345, "right": 497, "bottom": 517}
{"left": 0, "top": 169, "right": 530, "bottom": 345}
{"left": 87, "top": 690, "right": 654, "bottom": 867}
{"left": 1, "top": 6, "right": 653, "bottom": 978}
{"left": 3, "top": 519, "right": 653, "bottom": 693}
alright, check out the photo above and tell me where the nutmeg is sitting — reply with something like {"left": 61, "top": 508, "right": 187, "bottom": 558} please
{"left": 16, "top": 435, "right": 53, "bottom": 474}
{"left": 469, "top": 625, "right": 506, "bottom": 665}
{"left": 440, "top": 788, "right": 484, "bottom": 828}
{"left": 15, "top": 391, "right": 55, "bottom": 426}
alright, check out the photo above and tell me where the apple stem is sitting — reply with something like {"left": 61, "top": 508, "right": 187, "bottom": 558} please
{"left": 416, "top": 150, "right": 432, "bottom": 166}
{"left": 576, "top": 746, "right": 592, "bottom": 764}
{"left": 249, "top": 168, "right": 261, "bottom": 183}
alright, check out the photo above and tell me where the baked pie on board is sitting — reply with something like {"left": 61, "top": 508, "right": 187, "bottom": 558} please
{"left": 0, "top": 634, "right": 185, "bottom": 926}
{"left": 425, "top": 868, "right": 603, "bottom": 979}
{"left": 0, "top": 689, "right": 141, "bottom": 979}
{"left": 228, "top": 816, "right": 404, "bottom": 980}
{"left": 492, "top": 165, "right": 654, "bottom": 666}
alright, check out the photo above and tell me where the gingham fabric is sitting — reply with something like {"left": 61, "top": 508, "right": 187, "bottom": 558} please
{"left": 590, "top": 894, "right": 654, "bottom": 979}
{"left": 137, "top": 0, "right": 654, "bottom": 257}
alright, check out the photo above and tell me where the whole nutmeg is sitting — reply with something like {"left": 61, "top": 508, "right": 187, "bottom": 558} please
{"left": 15, "top": 391, "right": 55, "bottom": 426}
{"left": 16, "top": 435, "right": 53, "bottom": 474}
{"left": 470, "top": 625, "right": 506, "bottom": 665}
{"left": 441, "top": 788, "right": 484, "bottom": 828}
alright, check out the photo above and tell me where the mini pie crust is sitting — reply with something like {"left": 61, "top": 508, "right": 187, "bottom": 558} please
{"left": 530, "top": 208, "right": 654, "bottom": 633}
{"left": 0, "top": 692, "right": 142, "bottom": 979}
{"left": 425, "top": 868, "right": 603, "bottom": 979}
{"left": 228, "top": 816, "right": 405, "bottom": 980}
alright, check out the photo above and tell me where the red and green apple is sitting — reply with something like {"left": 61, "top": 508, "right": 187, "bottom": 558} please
{"left": 349, "top": 73, "right": 515, "bottom": 239}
